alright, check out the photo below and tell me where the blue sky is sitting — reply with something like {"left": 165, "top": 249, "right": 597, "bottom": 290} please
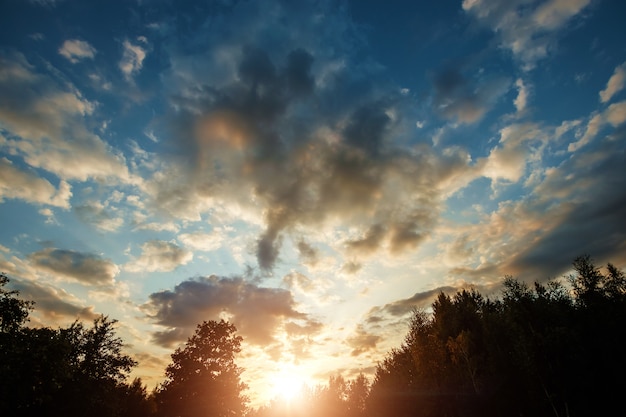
{"left": 1, "top": 0, "right": 625, "bottom": 406}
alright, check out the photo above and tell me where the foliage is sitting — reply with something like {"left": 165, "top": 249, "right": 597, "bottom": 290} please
{"left": 155, "top": 319, "right": 248, "bottom": 417}
{"left": 0, "top": 274, "right": 148, "bottom": 417}
{"left": 367, "top": 256, "right": 626, "bottom": 417}
{"left": 0, "top": 272, "right": 34, "bottom": 332}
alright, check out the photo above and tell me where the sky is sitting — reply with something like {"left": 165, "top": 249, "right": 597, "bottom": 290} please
{"left": 1, "top": 0, "right": 626, "bottom": 407}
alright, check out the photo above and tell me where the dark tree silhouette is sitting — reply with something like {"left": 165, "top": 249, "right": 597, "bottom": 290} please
{"left": 0, "top": 274, "right": 146, "bottom": 417}
{"left": 367, "top": 257, "right": 626, "bottom": 417}
{"left": 155, "top": 320, "right": 248, "bottom": 417}
{"left": 0, "top": 272, "right": 33, "bottom": 332}
{"left": 346, "top": 373, "right": 370, "bottom": 417}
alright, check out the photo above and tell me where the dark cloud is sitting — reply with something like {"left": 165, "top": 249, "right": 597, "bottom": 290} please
{"left": 147, "top": 0, "right": 478, "bottom": 274}
{"left": 10, "top": 278, "right": 99, "bottom": 322}
{"left": 432, "top": 66, "right": 510, "bottom": 124}
{"left": 346, "top": 224, "right": 386, "bottom": 255}
{"left": 346, "top": 324, "right": 382, "bottom": 357}
{"left": 341, "top": 261, "right": 362, "bottom": 275}
{"left": 343, "top": 102, "right": 392, "bottom": 156}
{"left": 296, "top": 240, "right": 319, "bottom": 266}
{"left": 509, "top": 141, "right": 626, "bottom": 278}
{"left": 366, "top": 286, "right": 458, "bottom": 324}
{"left": 143, "top": 275, "right": 309, "bottom": 347}
{"left": 284, "top": 48, "right": 315, "bottom": 97}
{"left": 28, "top": 248, "right": 119, "bottom": 285}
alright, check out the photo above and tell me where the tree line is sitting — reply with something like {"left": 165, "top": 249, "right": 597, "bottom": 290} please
{"left": 2, "top": 255, "right": 625, "bottom": 417}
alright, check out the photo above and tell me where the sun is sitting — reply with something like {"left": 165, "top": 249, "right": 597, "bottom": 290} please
{"left": 269, "top": 370, "right": 305, "bottom": 403}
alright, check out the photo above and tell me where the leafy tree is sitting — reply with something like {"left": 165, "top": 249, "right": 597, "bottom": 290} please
{"left": 1, "top": 274, "right": 145, "bottom": 417}
{"left": 346, "top": 373, "right": 370, "bottom": 417}
{"left": 155, "top": 320, "right": 248, "bottom": 417}
{"left": 0, "top": 272, "right": 33, "bottom": 332}
{"left": 367, "top": 257, "right": 626, "bottom": 417}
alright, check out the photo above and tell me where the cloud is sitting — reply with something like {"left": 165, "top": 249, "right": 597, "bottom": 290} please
{"left": 463, "top": 0, "right": 591, "bottom": 70}
{"left": 0, "top": 53, "right": 133, "bottom": 183}
{"left": 58, "top": 39, "right": 96, "bottom": 63}
{"left": 346, "top": 324, "right": 382, "bottom": 356}
{"left": 432, "top": 66, "right": 510, "bottom": 123}
{"left": 445, "top": 134, "right": 626, "bottom": 284}
{"left": 282, "top": 271, "right": 316, "bottom": 293}
{"left": 74, "top": 201, "right": 124, "bottom": 232}
{"left": 10, "top": 278, "right": 99, "bottom": 322}
{"left": 366, "top": 286, "right": 458, "bottom": 323}
{"left": 476, "top": 122, "right": 546, "bottom": 188}
{"left": 152, "top": 38, "right": 478, "bottom": 271}
{"left": 119, "top": 38, "right": 147, "bottom": 80}
{"left": 0, "top": 157, "right": 72, "bottom": 208}
{"left": 568, "top": 100, "right": 626, "bottom": 152}
{"left": 296, "top": 240, "right": 319, "bottom": 266}
{"left": 510, "top": 141, "right": 626, "bottom": 276}
{"left": 131, "top": 0, "right": 495, "bottom": 274}
{"left": 125, "top": 240, "right": 192, "bottom": 273}
{"left": 143, "top": 275, "right": 309, "bottom": 347}
{"left": 599, "top": 62, "right": 626, "bottom": 103}
{"left": 28, "top": 247, "right": 120, "bottom": 286}
{"left": 178, "top": 231, "right": 224, "bottom": 252}
{"left": 514, "top": 78, "right": 530, "bottom": 113}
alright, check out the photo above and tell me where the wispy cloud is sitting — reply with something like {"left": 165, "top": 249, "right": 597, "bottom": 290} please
{"left": 125, "top": 240, "right": 192, "bottom": 273}
{"left": 463, "top": 0, "right": 591, "bottom": 70}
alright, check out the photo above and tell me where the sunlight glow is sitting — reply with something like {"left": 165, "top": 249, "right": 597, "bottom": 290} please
{"left": 269, "top": 369, "right": 305, "bottom": 403}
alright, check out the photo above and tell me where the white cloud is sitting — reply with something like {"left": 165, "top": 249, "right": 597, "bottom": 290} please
{"left": 119, "top": 39, "right": 147, "bottom": 80}
{"left": 514, "top": 78, "right": 530, "bottom": 113}
{"left": 38, "top": 208, "right": 57, "bottom": 224}
{"left": 605, "top": 100, "right": 626, "bottom": 127}
{"left": 480, "top": 123, "right": 544, "bottom": 184}
{"left": 0, "top": 54, "right": 134, "bottom": 184}
{"left": 58, "top": 39, "right": 96, "bottom": 63}
{"left": 178, "top": 231, "right": 224, "bottom": 252}
{"left": 125, "top": 240, "right": 193, "bottom": 273}
{"left": 0, "top": 157, "right": 72, "bottom": 208}
{"left": 599, "top": 62, "right": 626, "bottom": 103}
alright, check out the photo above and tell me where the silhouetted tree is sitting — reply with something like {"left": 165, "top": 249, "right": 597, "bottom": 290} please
{"left": 0, "top": 274, "right": 147, "bottom": 417}
{"left": 155, "top": 320, "right": 248, "bottom": 417}
{"left": 347, "top": 373, "right": 370, "bottom": 417}
{"left": 0, "top": 273, "right": 33, "bottom": 332}
{"left": 367, "top": 256, "right": 626, "bottom": 417}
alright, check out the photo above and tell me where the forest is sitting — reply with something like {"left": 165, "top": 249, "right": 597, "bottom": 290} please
{"left": 1, "top": 255, "right": 625, "bottom": 417}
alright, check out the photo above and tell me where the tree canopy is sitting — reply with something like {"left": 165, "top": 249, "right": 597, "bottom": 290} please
{"left": 155, "top": 319, "right": 249, "bottom": 417}
{"left": 0, "top": 273, "right": 150, "bottom": 417}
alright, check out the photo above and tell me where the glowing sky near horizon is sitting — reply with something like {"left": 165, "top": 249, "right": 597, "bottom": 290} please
{"left": 1, "top": 0, "right": 625, "bottom": 407}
